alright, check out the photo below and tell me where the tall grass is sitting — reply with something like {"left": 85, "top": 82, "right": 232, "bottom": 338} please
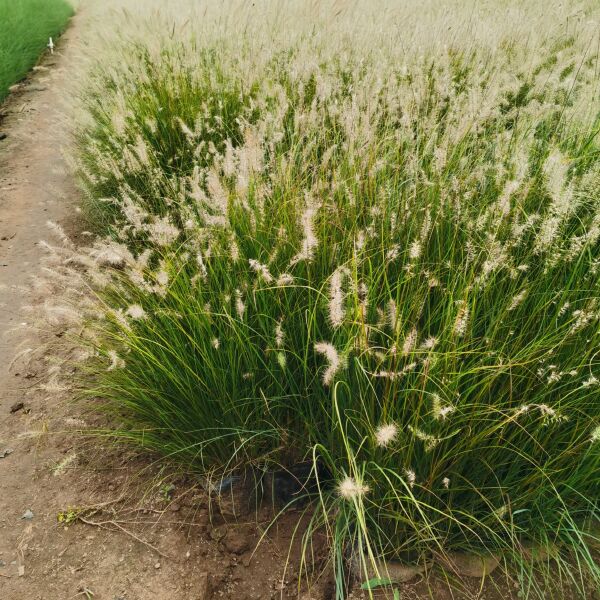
{"left": 45, "top": 1, "right": 600, "bottom": 597}
{"left": 0, "top": 0, "right": 73, "bottom": 101}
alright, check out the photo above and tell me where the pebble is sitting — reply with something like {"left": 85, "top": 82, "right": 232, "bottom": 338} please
{"left": 0, "top": 448, "right": 13, "bottom": 458}
{"left": 0, "top": 133, "right": 7, "bottom": 141}
{"left": 21, "top": 509, "right": 34, "bottom": 520}
{"left": 10, "top": 401, "right": 24, "bottom": 414}
{"left": 154, "top": 562, "right": 161, "bottom": 569}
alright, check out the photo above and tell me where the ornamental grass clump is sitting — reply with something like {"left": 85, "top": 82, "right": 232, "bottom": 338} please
{"left": 60, "top": 1, "right": 600, "bottom": 596}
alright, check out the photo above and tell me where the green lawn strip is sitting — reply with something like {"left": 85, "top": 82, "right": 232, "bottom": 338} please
{"left": 0, "top": 0, "right": 73, "bottom": 102}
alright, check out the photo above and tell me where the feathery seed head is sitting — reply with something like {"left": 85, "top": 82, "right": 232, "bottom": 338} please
{"left": 314, "top": 341, "right": 345, "bottom": 386}
{"left": 338, "top": 476, "right": 369, "bottom": 500}
{"left": 375, "top": 423, "right": 398, "bottom": 447}
{"left": 126, "top": 304, "right": 147, "bottom": 320}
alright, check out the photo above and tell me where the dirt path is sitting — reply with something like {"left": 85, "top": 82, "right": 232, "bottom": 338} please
{"left": 0, "top": 8, "right": 183, "bottom": 600}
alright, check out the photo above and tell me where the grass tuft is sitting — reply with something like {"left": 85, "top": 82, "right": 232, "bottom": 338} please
{"left": 57, "top": 1, "right": 600, "bottom": 597}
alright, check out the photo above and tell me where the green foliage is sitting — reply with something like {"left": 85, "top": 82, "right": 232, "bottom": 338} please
{"left": 69, "top": 6, "right": 600, "bottom": 598}
{"left": 361, "top": 578, "right": 393, "bottom": 590}
{"left": 0, "top": 0, "right": 73, "bottom": 101}
{"left": 57, "top": 506, "right": 81, "bottom": 525}
{"left": 77, "top": 44, "right": 255, "bottom": 230}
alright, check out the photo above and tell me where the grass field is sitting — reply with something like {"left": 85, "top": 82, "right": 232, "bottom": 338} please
{"left": 37, "top": 1, "right": 600, "bottom": 597}
{"left": 0, "top": 0, "right": 73, "bottom": 102}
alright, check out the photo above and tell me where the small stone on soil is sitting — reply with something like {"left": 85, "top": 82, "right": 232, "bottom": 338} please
{"left": 10, "top": 401, "right": 24, "bottom": 413}
{"left": 0, "top": 133, "right": 7, "bottom": 141}
{"left": 0, "top": 448, "right": 13, "bottom": 458}
{"left": 21, "top": 509, "right": 34, "bottom": 520}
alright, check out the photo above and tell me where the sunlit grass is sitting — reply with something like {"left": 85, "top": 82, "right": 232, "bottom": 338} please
{"left": 46, "top": 1, "right": 600, "bottom": 597}
{"left": 0, "top": 0, "right": 73, "bottom": 101}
